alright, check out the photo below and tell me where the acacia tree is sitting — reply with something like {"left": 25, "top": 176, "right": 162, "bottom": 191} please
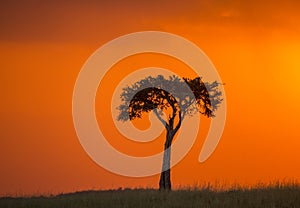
{"left": 118, "top": 75, "right": 222, "bottom": 190}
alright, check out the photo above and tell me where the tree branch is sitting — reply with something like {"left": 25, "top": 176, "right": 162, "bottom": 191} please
{"left": 153, "top": 108, "right": 168, "bottom": 129}
{"left": 173, "top": 110, "right": 182, "bottom": 134}
{"left": 181, "top": 110, "right": 186, "bottom": 120}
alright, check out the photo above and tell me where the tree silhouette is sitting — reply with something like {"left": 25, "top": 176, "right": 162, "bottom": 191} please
{"left": 117, "top": 75, "right": 223, "bottom": 190}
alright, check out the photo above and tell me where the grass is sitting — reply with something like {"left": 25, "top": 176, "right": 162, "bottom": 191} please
{"left": 1, "top": 183, "right": 299, "bottom": 208}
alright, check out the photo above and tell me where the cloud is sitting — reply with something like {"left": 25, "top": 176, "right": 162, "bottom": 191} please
{"left": 0, "top": 0, "right": 299, "bottom": 43}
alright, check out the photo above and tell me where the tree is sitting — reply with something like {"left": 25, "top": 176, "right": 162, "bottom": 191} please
{"left": 117, "top": 75, "right": 223, "bottom": 190}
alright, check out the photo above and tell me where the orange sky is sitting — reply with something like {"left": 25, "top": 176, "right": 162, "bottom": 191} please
{"left": 1, "top": 0, "right": 300, "bottom": 196}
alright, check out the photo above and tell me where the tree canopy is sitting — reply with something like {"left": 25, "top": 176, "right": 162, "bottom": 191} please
{"left": 118, "top": 75, "right": 222, "bottom": 127}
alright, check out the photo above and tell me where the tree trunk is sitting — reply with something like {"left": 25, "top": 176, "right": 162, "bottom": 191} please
{"left": 159, "top": 131, "right": 173, "bottom": 190}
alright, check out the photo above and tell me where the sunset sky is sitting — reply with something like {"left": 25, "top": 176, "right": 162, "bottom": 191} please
{"left": 1, "top": 0, "right": 300, "bottom": 196}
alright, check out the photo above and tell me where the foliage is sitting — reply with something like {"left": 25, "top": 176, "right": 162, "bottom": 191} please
{"left": 117, "top": 75, "right": 223, "bottom": 124}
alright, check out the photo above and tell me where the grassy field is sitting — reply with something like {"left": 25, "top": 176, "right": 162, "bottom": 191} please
{"left": 1, "top": 184, "right": 299, "bottom": 208}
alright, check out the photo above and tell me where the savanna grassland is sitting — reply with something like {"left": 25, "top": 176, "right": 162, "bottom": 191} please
{"left": 1, "top": 182, "right": 299, "bottom": 208}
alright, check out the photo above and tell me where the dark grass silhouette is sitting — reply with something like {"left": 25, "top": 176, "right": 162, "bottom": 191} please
{"left": 1, "top": 183, "right": 299, "bottom": 208}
